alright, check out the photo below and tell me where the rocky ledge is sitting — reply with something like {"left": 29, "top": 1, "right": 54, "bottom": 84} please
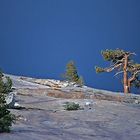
{"left": 10, "top": 74, "right": 140, "bottom": 105}
{"left": 7, "top": 75, "right": 140, "bottom": 104}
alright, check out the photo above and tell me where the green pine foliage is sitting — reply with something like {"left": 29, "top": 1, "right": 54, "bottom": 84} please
{"left": 0, "top": 77, "right": 12, "bottom": 94}
{"left": 95, "top": 66, "right": 105, "bottom": 73}
{"left": 0, "top": 70, "right": 15, "bottom": 133}
{"left": 63, "top": 60, "right": 84, "bottom": 86}
{"left": 0, "top": 71, "right": 12, "bottom": 94}
{"left": 101, "top": 49, "right": 125, "bottom": 62}
{"left": 0, "top": 93, "right": 15, "bottom": 133}
{"left": 63, "top": 60, "right": 79, "bottom": 82}
{"left": 77, "top": 76, "right": 84, "bottom": 86}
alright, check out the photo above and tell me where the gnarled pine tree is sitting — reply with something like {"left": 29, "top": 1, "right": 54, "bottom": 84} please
{"left": 95, "top": 49, "right": 140, "bottom": 94}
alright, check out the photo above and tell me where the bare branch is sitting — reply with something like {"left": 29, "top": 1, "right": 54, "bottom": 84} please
{"left": 125, "top": 52, "right": 136, "bottom": 57}
{"left": 105, "top": 63, "right": 122, "bottom": 72}
{"left": 110, "top": 58, "right": 124, "bottom": 67}
{"left": 114, "top": 71, "right": 123, "bottom": 76}
{"left": 129, "top": 70, "right": 140, "bottom": 82}
{"left": 129, "top": 52, "right": 136, "bottom": 56}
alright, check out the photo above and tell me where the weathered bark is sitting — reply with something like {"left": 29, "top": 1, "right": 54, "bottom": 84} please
{"left": 123, "top": 54, "right": 129, "bottom": 93}
{"left": 128, "top": 80, "right": 131, "bottom": 93}
{"left": 128, "top": 76, "right": 136, "bottom": 93}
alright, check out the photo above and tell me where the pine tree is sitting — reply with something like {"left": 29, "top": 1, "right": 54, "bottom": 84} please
{"left": 63, "top": 61, "right": 84, "bottom": 86}
{"left": 95, "top": 49, "right": 140, "bottom": 94}
{"left": 0, "top": 70, "right": 15, "bottom": 133}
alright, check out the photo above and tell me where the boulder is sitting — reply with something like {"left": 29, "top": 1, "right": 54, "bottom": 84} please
{"left": 5, "top": 92, "right": 16, "bottom": 108}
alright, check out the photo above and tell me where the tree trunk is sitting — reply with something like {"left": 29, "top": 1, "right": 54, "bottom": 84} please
{"left": 128, "top": 80, "right": 131, "bottom": 93}
{"left": 123, "top": 54, "right": 129, "bottom": 93}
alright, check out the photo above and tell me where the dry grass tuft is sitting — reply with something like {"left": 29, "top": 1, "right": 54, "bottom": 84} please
{"left": 47, "top": 90, "right": 85, "bottom": 99}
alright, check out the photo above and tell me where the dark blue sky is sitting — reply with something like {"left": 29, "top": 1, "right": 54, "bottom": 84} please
{"left": 0, "top": 0, "right": 140, "bottom": 93}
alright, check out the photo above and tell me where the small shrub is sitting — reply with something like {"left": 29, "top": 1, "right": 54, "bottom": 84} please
{"left": 3, "top": 77, "right": 12, "bottom": 94}
{"left": 64, "top": 102, "right": 80, "bottom": 111}
{"left": 0, "top": 93, "right": 16, "bottom": 133}
{"left": 0, "top": 75, "right": 12, "bottom": 94}
{"left": 0, "top": 70, "right": 15, "bottom": 133}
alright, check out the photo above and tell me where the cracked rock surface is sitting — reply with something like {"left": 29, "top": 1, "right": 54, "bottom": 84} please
{"left": 1, "top": 75, "right": 140, "bottom": 140}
